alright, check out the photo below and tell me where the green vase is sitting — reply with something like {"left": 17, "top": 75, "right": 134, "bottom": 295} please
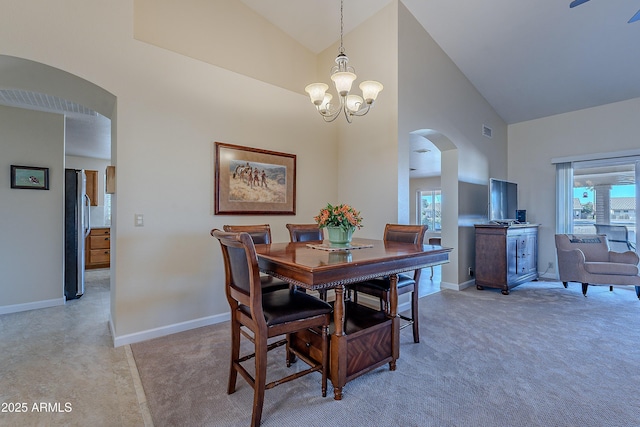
{"left": 326, "top": 226, "right": 354, "bottom": 247}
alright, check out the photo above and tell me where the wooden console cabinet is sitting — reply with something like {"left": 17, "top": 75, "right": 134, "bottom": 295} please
{"left": 86, "top": 227, "right": 110, "bottom": 269}
{"left": 474, "top": 224, "right": 539, "bottom": 295}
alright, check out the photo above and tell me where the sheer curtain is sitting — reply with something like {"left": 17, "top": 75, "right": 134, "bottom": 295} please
{"left": 555, "top": 162, "right": 573, "bottom": 234}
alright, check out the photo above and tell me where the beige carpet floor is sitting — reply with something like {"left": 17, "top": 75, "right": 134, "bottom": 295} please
{"left": 131, "top": 281, "right": 640, "bottom": 427}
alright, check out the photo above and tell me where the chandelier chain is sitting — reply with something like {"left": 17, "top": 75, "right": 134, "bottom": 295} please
{"left": 339, "top": 0, "right": 345, "bottom": 54}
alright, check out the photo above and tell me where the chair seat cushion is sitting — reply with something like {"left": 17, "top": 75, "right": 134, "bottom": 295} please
{"left": 350, "top": 273, "right": 415, "bottom": 294}
{"left": 259, "top": 289, "right": 332, "bottom": 326}
{"left": 584, "top": 262, "right": 639, "bottom": 276}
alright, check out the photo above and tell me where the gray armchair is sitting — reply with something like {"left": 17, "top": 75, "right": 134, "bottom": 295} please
{"left": 555, "top": 234, "right": 640, "bottom": 299}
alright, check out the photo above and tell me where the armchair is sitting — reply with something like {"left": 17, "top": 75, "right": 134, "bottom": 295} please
{"left": 555, "top": 234, "right": 640, "bottom": 299}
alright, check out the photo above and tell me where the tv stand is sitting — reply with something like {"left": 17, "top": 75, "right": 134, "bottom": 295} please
{"left": 474, "top": 223, "right": 539, "bottom": 295}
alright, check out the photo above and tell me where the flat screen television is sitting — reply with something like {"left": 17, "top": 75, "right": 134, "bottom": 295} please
{"left": 489, "top": 178, "right": 518, "bottom": 222}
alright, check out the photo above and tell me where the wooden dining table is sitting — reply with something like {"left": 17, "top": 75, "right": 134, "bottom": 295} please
{"left": 255, "top": 237, "right": 452, "bottom": 400}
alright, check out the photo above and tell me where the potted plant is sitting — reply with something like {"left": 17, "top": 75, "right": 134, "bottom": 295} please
{"left": 314, "top": 203, "right": 363, "bottom": 246}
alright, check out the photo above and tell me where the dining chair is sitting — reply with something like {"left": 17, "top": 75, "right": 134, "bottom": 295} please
{"left": 212, "top": 229, "right": 332, "bottom": 427}
{"left": 285, "top": 223, "right": 324, "bottom": 242}
{"left": 223, "top": 224, "right": 289, "bottom": 293}
{"left": 350, "top": 224, "right": 428, "bottom": 343}
{"left": 286, "top": 223, "right": 327, "bottom": 300}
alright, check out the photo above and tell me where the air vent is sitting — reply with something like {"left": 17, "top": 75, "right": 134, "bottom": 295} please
{"left": 0, "top": 89, "right": 97, "bottom": 116}
{"left": 414, "top": 148, "right": 431, "bottom": 154}
{"left": 482, "top": 124, "right": 493, "bottom": 139}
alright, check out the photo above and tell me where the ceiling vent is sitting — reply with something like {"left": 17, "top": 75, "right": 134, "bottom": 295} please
{"left": 482, "top": 124, "right": 493, "bottom": 139}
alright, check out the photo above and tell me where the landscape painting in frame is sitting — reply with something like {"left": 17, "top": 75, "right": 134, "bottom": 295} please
{"left": 215, "top": 142, "right": 296, "bottom": 215}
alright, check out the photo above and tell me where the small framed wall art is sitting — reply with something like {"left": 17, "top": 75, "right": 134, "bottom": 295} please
{"left": 214, "top": 142, "right": 296, "bottom": 215}
{"left": 10, "top": 165, "right": 50, "bottom": 190}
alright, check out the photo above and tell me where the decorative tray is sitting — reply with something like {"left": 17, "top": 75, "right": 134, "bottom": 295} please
{"left": 306, "top": 242, "right": 373, "bottom": 252}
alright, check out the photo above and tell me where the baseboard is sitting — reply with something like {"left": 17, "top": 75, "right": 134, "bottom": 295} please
{"left": 0, "top": 297, "right": 65, "bottom": 315}
{"left": 112, "top": 312, "right": 231, "bottom": 348}
{"left": 440, "top": 280, "right": 474, "bottom": 291}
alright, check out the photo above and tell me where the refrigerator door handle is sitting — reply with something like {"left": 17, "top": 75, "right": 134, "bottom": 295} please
{"left": 84, "top": 194, "right": 91, "bottom": 237}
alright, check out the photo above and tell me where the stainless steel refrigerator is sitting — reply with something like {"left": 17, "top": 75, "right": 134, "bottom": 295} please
{"left": 64, "top": 168, "right": 91, "bottom": 300}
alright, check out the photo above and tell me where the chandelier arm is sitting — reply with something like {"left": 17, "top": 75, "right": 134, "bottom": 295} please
{"left": 343, "top": 108, "right": 353, "bottom": 124}
{"left": 351, "top": 103, "right": 372, "bottom": 117}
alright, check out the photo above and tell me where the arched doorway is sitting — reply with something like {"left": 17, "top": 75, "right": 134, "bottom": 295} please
{"left": 0, "top": 54, "right": 117, "bottom": 313}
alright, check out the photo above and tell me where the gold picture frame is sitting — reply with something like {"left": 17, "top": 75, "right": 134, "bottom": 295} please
{"left": 214, "top": 142, "right": 296, "bottom": 215}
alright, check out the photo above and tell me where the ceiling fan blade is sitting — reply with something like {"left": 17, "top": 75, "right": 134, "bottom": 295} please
{"left": 629, "top": 9, "right": 640, "bottom": 23}
{"left": 569, "top": 0, "right": 591, "bottom": 8}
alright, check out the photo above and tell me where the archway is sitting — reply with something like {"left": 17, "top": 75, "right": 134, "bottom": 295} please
{"left": 0, "top": 54, "right": 117, "bottom": 315}
{"left": 408, "top": 129, "right": 461, "bottom": 289}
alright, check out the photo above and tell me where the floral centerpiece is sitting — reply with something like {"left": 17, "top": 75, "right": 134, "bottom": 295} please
{"left": 314, "top": 203, "right": 363, "bottom": 246}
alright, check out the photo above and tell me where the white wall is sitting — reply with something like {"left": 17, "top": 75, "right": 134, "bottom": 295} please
{"left": 0, "top": 106, "right": 65, "bottom": 312}
{"left": 508, "top": 97, "right": 640, "bottom": 276}
{"left": 397, "top": 3, "right": 507, "bottom": 285}
{"left": 0, "top": 0, "right": 336, "bottom": 344}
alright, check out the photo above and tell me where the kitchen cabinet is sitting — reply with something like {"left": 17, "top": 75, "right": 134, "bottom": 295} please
{"left": 86, "top": 227, "right": 110, "bottom": 269}
{"left": 85, "top": 169, "right": 99, "bottom": 206}
{"left": 474, "top": 224, "right": 539, "bottom": 295}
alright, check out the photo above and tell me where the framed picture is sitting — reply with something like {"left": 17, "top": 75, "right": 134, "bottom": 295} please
{"left": 10, "top": 165, "right": 50, "bottom": 190}
{"left": 215, "top": 142, "right": 296, "bottom": 215}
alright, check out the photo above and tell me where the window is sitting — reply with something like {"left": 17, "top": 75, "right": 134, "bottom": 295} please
{"left": 556, "top": 154, "right": 639, "bottom": 250}
{"left": 417, "top": 189, "right": 441, "bottom": 231}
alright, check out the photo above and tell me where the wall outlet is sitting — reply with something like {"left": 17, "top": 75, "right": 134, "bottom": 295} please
{"left": 468, "top": 267, "right": 474, "bottom": 277}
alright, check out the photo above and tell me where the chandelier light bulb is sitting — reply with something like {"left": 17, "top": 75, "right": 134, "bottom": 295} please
{"left": 346, "top": 94, "right": 363, "bottom": 113}
{"left": 359, "top": 80, "right": 384, "bottom": 104}
{"left": 319, "top": 93, "right": 333, "bottom": 114}
{"left": 305, "top": 83, "right": 329, "bottom": 106}
{"left": 330, "top": 71, "right": 357, "bottom": 97}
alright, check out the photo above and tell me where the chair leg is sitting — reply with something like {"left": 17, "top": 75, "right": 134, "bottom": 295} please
{"left": 430, "top": 266, "right": 434, "bottom": 279}
{"left": 582, "top": 283, "right": 589, "bottom": 297}
{"left": 228, "top": 317, "right": 240, "bottom": 394}
{"left": 411, "top": 289, "right": 420, "bottom": 343}
{"left": 562, "top": 282, "right": 568, "bottom": 288}
{"left": 321, "top": 324, "right": 328, "bottom": 397}
{"left": 251, "top": 335, "right": 268, "bottom": 427}
{"left": 609, "top": 286, "right": 613, "bottom": 292}
{"left": 635, "top": 286, "right": 640, "bottom": 300}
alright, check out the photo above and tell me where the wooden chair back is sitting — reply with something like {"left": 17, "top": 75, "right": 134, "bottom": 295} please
{"left": 212, "top": 229, "right": 264, "bottom": 324}
{"left": 223, "top": 224, "right": 272, "bottom": 244}
{"left": 286, "top": 223, "right": 324, "bottom": 242}
{"left": 384, "top": 224, "right": 428, "bottom": 281}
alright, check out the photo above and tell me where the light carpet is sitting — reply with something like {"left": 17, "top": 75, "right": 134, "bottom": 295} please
{"left": 130, "top": 282, "right": 640, "bottom": 427}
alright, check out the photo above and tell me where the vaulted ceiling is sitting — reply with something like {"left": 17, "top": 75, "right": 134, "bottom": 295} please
{"left": 242, "top": 0, "right": 640, "bottom": 125}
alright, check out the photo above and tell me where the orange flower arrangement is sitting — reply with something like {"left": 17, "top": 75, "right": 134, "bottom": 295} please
{"left": 314, "top": 203, "right": 363, "bottom": 231}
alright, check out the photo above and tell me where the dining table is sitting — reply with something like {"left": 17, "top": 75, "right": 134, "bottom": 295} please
{"left": 255, "top": 237, "right": 452, "bottom": 400}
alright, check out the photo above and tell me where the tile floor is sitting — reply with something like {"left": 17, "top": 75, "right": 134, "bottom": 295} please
{"left": 0, "top": 269, "right": 150, "bottom": 427}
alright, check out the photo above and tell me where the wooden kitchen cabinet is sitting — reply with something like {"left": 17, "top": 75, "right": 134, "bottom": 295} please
{"left": 86, "top": 227, "right": 110, "bottom": 269}
{"left": 85, "top": 169, "right": 99, "bottom": 206}
{"left": 474, "top": 224, "right": 539, "bottom": 295}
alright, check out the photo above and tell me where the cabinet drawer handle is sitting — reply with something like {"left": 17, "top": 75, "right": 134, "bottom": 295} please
{"left": 104, "top": 251, "right": 110, "bottom": 254}
{"left": 104, "top": 237, "right": 110, "bottom": 241}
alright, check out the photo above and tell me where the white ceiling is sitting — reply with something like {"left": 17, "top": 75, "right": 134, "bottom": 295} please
{"left": 3, "top": 0, "right": 638, "bottom": 171}
{"left": 0, "top": 89, "right": 111, "bottom": 160}
{"left": 241, "top": 0, "right": 640, "bottom": 178}
{"left": 242, "top": 0, "right": 640, "bottom": 125}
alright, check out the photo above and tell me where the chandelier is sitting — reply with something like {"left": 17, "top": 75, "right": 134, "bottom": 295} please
{"left": 305, "top": 0, "right": 383, "bottom": 123}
